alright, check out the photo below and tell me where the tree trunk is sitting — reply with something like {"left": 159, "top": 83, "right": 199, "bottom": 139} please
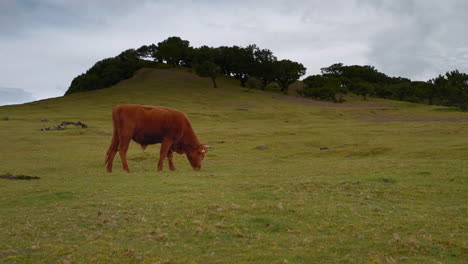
{"left": 240, "top": 78, "right": 247, "bottom": 87}
{"left": 280, "top": 84, "right": 288, "bottom": 94}
{"left": 211, "top": 77, "right": 218, "bottom": 88}
{"left": 338, "top": 94, "right": 345, "bottom": 103}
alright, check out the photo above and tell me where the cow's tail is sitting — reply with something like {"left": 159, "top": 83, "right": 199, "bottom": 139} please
{"left": 105, "top": 110, "right": 120, "bottom": 167}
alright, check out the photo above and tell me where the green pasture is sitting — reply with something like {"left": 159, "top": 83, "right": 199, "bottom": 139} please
{"left": 0, "top": 68, "right": 466, "bottom": 263}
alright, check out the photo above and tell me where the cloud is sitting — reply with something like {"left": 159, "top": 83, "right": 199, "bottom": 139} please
{"left": 362, "top": 0, "right": 468, "bottom": 80}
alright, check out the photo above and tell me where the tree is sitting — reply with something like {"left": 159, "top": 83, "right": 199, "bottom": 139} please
{"left": 230, "top": 45, "right": 256, "bottom": 87}
{"left": 410, "top": 81, "right": 437, "bottom": 104}
{"left": 345, "top": 78, "right": 374, "bottom": 100}
{"left": 320, "top": 63, "right": 344, "bottom": 76}
{"left": 320, "top": 63, "right": 390, "bottom": 100}
{"left": 213, "top": 46, "right": 235, "bottom": 76}
{"left": 195, "top": 61, "right": 221, "bottom": 88}
{"left": 440, "top": 70, "right": 468, "bottom": 110}
{"left": 191, "top": 45, "right": 217, "bottom": 66}
{"left": 300, "top": 75, "right": 346, "bottom": 102}
{"left": 154, "top": 36, "right": 191, "bottom": 67}
{"left": 273, "top": 60, "right": 306, "bottom": 93}
{"left": 136, "top": 44, "right": 158, "bottom": 60}
{"left": 388, "top": 77, "right": 412, "bottom": 101}
{"left": 253, "top": 47, "right": 277, "bottom": 89}
{"left": 65, "top": 49, "right": 142, "bottom": 95}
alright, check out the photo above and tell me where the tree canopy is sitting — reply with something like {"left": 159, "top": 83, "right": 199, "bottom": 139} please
{"left": 194, "top": 61, "right": 221, "bottom": 88}
{"left": 273, "top": 60, "right": 306, "bottom": 93}
{"left": 65, "top": 49, "right": 142, "bottom": 95}
{"left": 154, "top": 36, "right": 191, "bottom": 67}
{"left": 299, "top": 62, "right": 468, "bottom": 110}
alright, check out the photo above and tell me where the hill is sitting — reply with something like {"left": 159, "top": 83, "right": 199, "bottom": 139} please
{"left": 0, "top": 68, "right": 467, "bottom": 263}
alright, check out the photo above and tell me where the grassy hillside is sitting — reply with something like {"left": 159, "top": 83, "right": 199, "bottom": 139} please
{"left": 1, "top": 68, "right": 467, "bottom": 263}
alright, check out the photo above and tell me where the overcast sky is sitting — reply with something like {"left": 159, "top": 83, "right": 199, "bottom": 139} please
{"left": 1, "top": 0, "right": 467, "bottom": 105}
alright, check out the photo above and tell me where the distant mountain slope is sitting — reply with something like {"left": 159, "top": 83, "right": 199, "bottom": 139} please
{"left": 0, "top": 87, "right": 35, "bottom": 106}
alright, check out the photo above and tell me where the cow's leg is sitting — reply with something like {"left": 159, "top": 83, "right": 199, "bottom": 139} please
{"left": 167, "top": 150, "right": 176, "bottom": 171}
{"left": 106, "top": 149, "right": 118, "bottom": 173}
{"left": 158, "top": 138, "right": 173, "bottom": 171}
{"left": 105, "top": 128, "right": 120, "bottom": 173}
{"left": 118, "top": 135, "right": 131, "bottom": 172}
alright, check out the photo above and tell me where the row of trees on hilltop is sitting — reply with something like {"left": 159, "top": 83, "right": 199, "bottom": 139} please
{"left": 300, "top": 63, "right": 468, "bottom": 110}
{"left": 65, "top": 37, "right": 467, "bottom": 111}
{"left": 135, "top": 37, "right": 306, "bottom": 92}
{"left": 66, "top": 36, "right": 306, "bottom": 95}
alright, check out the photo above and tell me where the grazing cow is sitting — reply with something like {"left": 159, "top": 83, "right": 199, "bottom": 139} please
{"left": 105, "top": 104, "right": 207, "bottom": 172}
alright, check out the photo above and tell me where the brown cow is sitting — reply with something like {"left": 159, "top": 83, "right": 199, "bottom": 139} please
{"left": 105, "top": 104, "right": 207, "bottom": 172}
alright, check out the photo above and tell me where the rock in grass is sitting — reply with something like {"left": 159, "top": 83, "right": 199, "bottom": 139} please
{"left": 41, "top": 121, "right": 88, "bottom": 131}
{"left": 2, "top": 116, "right": 9, "bottom": 120}
{"left": 254, "top": 145, "right": 268, "bottom": 150}
{"left": 381, "top": 178, "right": 396, "bottom": 183}
{"left": 320, "top": 147, "right": 329, "bottom": 150}
{"left": 0, "top": 173, "right": 40, "bottom": 180}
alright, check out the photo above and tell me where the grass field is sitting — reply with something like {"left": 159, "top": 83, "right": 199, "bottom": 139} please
{"left": 0, "top": 68, "right": 467, "bottom": 263}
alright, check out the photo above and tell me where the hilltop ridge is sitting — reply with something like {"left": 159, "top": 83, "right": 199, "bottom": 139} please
{"left": 2, "top": 67, "right": 466, "bottom": 124}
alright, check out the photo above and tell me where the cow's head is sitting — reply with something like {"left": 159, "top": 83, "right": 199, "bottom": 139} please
{"left": 186, "top": 145, "right": 208, "bottom": 170}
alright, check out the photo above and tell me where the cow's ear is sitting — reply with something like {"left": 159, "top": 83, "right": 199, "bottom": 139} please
{"left": 200, "top": 145, "right": 208, "bottom": 153}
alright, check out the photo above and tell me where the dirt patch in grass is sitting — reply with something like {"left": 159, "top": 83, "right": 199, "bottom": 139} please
{"left": 263, "top": 90, "right": 467, "bottom": 123}
{"left": 262, "top": 91, "right": 468, "bottom": 123}
{"left": 361, "top": 115, "right": 468, "bottom": 123}
{"left": 348, "top": 106, "right": 468, "bottom": 123}
{"left": 228, "top": 103, "right": 257, "bottom": 109}
{"left": 263, "top": 91, "right": 387, "bottom": 108}
{"left": 348, "top": 147, "right": 391, "bottom": 157}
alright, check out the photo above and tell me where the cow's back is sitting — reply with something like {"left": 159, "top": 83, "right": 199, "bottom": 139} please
{"left": 113, "top": 104, "right": 191, "bottom": 145}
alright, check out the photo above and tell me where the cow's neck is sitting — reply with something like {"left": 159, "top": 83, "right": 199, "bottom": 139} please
{"left": 180, "top": 128, "right": 200, "bottom": 149}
